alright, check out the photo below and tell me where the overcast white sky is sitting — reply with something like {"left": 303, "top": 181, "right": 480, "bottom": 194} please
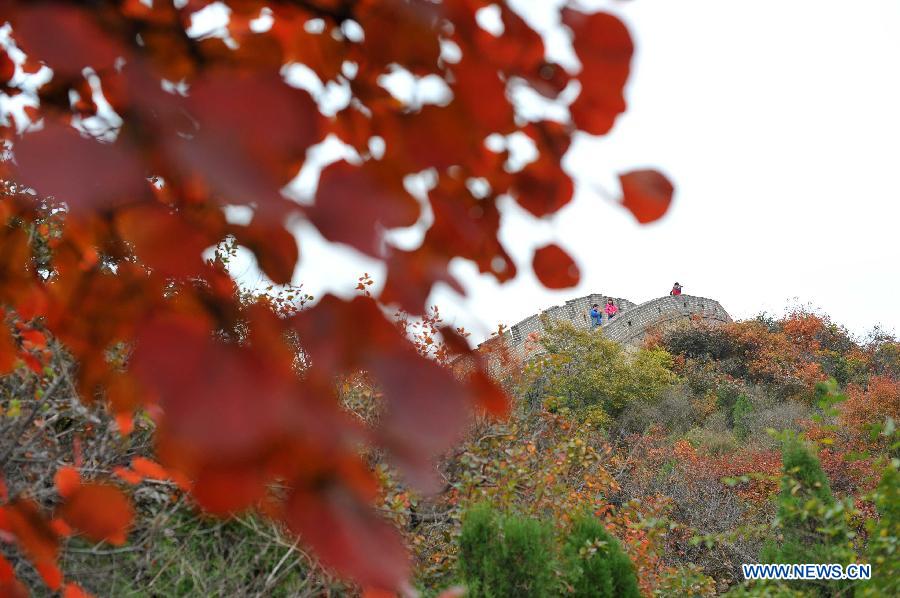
{"left": 225, "top": 0, "right": 900, "bottom": 344}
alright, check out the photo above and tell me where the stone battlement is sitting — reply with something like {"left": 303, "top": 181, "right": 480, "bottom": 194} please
{"left": 471, "top": 293, "right": 732, "bottom": 371}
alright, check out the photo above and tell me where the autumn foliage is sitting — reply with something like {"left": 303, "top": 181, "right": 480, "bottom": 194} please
{"left": 0, "top": 0, "right": 679, "bottom": 594}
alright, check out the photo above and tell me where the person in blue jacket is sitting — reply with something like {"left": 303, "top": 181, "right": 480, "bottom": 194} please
{"left": 589, "top": 304, "right": 602, "bottom": 328}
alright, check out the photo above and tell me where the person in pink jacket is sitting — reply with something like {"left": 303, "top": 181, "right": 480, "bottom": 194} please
{"left": 605, "top": 298, "right": 619, "bottom": 320}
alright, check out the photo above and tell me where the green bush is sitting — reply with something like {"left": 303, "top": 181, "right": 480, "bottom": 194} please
{"left": 525, "top": 320, "right": 677, "bottom": 421}
{"left": 858, "top": 462, "right": 900, "bottom": 597}
{"left": 732, "top": 393, "right": 753, "bottom": 441}
{"left": 458, "top": 504, "right": 555, "bottom": 598}
{"left": 761, "top": 435, "right": 855, "bottom": 596}
{"left": 561, "top": 514, "right": 640, "bottom": 598}
{"left": 458, "top": 503, "right": 502, "bottom": 596}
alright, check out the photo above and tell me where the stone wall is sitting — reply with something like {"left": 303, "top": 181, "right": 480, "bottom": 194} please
{"left": 478, "top": 293, "right": 637, "bottom": 362}
{"left": 601, "top": 294, "right": 732, "bottom": 348}
{"left": 463, "top": 293, "right": 732, "bottom": 377}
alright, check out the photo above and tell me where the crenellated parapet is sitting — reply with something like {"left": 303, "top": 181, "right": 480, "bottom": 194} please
{"left": 601, "top": 294, "right": 732, "bottom": 347}
{"left": 465, "top": 293, "right": 732, "bottom": 378}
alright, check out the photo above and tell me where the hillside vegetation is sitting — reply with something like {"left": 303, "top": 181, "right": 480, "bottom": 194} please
{"left": 2, "top": 308, "right": 897, "bottom": 596}
{"left": 398, "top": 312, "right": 898, "bottom": 596}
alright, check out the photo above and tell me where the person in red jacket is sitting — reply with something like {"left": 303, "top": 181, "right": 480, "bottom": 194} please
{"left": 605, "top": 298, "right": 619, "bottom": 320}
{"left": 670, "top": 282, "right": 683, "bottom": 296}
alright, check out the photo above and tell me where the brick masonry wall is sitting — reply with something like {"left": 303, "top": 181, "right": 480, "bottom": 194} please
{"left": 477, "top": 293, "right": 637, "bottom": 361}
{"left": 462, "top": 293, "right": 732, "bottom": 377}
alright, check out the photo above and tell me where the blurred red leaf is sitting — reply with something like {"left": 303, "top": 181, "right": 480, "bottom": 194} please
{"left": 356, "top": 0, "right": 442, "bottom": 74}
{"left": 53, "top": 467, "right": 81, "bottom": 498}
{"left": 13, "top": 122, "right": 149, "bottom": 213}
{"left": 34, "top": 561, "right": 62, "bottom": 591}
{"left": 284, "top": 484, "right": 410, "bottom": 591}
{"left": 114, "top": 412, "right": 134, "bottom": 436}
{"left": 563, "top": 10, "right": 633, "bottom": 135}
{"left": 49, "top": 518, "right": 73, "bottom": 538}
{"left": 115, "top": 205, "right": 218, "bottom": 279}
{"left": 5, "top": 499, "right": 59, "bottom": 564}
{"left": 0, "top": 49, "right": 14, "bottom": 85}
{"left": 168, "top": 72, "right": 320, "bottom": 210}
{"left": 0, "top": 554, "right": 14, "bottom": 582}
{"left": 619, "top": 169, "right": 675, "bottom": 224}
{"left": 532, "top": 244, "right": 581, "bottom": 289}
{"left": 63, "top": 583, "right": 93, "bottom": 598}
{"left": 131, "top": 313, "right": 297, "bottom": 459}
{"left": 57, "top": 483, "right": 134, "bottom": 546}
{"left": 309, "top": 161, "right": 419, "bottom": 256}
{"left": 130, "top": 457, "right": 169, "bottom": 481}
{"left": 190, "top": 465, "right": 268, "bottom": 516}
{"left": 12, "top": 6, "right": 124, "bottom": 78}
{"left": 513, "top": 160, "right": 574, "bottom": 218}
{"left": 112, "top": 467, "right": 143, "bottom": 486}
{"left": 0, "top": 579, "right": 29, "bottom": 598}
{"left": 0, "top": 325, "right": 15, "bottom": 375}
{"left": 230, "top": 222, "right": 299, "bottom": 285}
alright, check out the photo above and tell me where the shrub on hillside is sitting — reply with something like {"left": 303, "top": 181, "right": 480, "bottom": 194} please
{"left": 562, "top": 514, "right": 641, "bottom": 598}
{"left": 840, "top": 376, "right": 900, "bottom": 437}
{"left": 458, "top": 504, "right": 556, "bottom": 598}
{"left": 732, "top": 394, "right": 754, "bottom": 441}
{"left": 653, "top": 564, "right": 717, "bottom": 597}
{"left": 745, "top": 400, "right": 811, "bottom": 449}
{"left": 616, "top": 384, "right": 695, "bottom": 435}
{"left": 858, "top": 462, "right": 899, "bottom": 597}
{"left": 761, "top": 435, "right": 855, "bottom": 596}
{"left": 684, "top": 427, "right": 739, "bottom": 456}
{"left": 525, "top": 320, "right": 677, "bottom": 421}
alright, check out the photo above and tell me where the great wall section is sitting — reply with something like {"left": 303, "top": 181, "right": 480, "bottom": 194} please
{"left": 467, "top": 293, "right": 732, "bottom": 374}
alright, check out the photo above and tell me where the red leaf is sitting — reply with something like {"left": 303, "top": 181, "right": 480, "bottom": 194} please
{"left": 13, "top": 121, "right": 149, "bottom": 213}
{"left": 0, "top": 579, "right": 29, "bottom": 598}
{"left": 230, "top": 222, "right": 299, "bottom": 285}
{"left": 5, "top": 499, "right": 59, "bottom": 564}
{"left": 468, "top": 370, "right": 510, "bottom": 418}
{"left": 0, "top": 580, "right": 29, "bottom": 598}
{"left": 513, "top": 160, "right": 574, "bottom": 218}
{"left": 0, "top": 325, "right": 15, "bottom": 375}
{"left": 63, "top": 583, "right": 94, "bottom": 598}
{"left": 563, "top": 10, "right": 633, "bottom": 135}
{"left": 191, "top": 465, "right": 267, "bottom": 516}
{"left": 356, "top": 0, "right": 442, "bottom": 74}
{"left": 112, "top": 467, "right": 143, "bottom": 486}
{"left": 284, "top": 484, "right": 410, "bottom": 590}
{"left": 58, "top": 483, "right": 134, "bottom": 546}
{"left": 19, "top": 329, "right": 46, "bottom": 350}
{"left": 309, "top": 161, "right": 419, "bottom": 257}
{"left": 115, "top": 205, "right": 217, "bottom": 279}
{"left": 130, "top": 313, "right": 297, "bottom": 459}
{"left": 35, "top": 561, "right": 62, "bottom": 591}
{"left": 168, "top": 72, "right": 320, "bottom": 210}
{"left": 53, "top": 467, "right": 81, "bottom": 498}
{"left": 0, "top": 49, "right": 14, "bottom": 85}
{"left": 114, "top": 412, "right": 134, "bottom": 436}
{"left": 0, "top": 554, "right": 15, "bottom": 582}
{"left": 12, "top": 6, "right": 124, "bottom": 78}
{"left": 49, "top": 518, "right": 73, "bottom": 538}
{"left": 22, "top": 353, "right": 43, "bottom": 375}
{"left": 130, "top": 457, "right": 168, "bottom": 481}
{"left": 532, "top": 244, "right": 581, "bottom": 289}
{"left": 619, "top": 169, "right": 675, "bottom": 224}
